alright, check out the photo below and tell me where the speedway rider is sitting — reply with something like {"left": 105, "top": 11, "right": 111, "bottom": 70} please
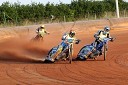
{"left": 36, "top": 25, "right": 50, "bottom": 39}
{"left": 94, "top": 26, "right": 112, "bottom": 55}
{"left": 55, "top": 30, "right": 80, "bottom": 60}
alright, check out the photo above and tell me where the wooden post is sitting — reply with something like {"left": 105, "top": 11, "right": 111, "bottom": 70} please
{"left": 3, "top": 12, "right": 6, "bottom": 26}
{"left": 64, "top": 16, "right": 66, "bottom": 22}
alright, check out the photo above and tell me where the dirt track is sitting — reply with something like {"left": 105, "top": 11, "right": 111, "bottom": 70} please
{"left": 0, "top": 19, "right": 128, "bottom": 85}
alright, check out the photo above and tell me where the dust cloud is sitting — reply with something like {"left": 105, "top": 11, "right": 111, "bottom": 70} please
{"left": 0, "top": 37, "right": 48, "bottom": 63}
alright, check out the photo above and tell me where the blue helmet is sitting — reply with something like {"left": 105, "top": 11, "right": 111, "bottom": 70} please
{"left": 104, "top": 26, "right": 110, "bottom": 32}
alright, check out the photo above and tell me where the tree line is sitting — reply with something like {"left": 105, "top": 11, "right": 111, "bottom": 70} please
{"left": 0, "top": 0, "right": 128, "bottom": 26}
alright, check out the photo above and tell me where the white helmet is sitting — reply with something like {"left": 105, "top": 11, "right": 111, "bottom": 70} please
{"left": 104, "top": 26, "right": 110, "bottom": 32}
{"left": 41, "top": 25, "right": 45, "bottom": 28}
{"left": 69, "top": 30, "right": 75, "bottom": 37}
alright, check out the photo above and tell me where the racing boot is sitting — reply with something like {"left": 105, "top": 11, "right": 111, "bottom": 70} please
{"left": 44, "top": 56, "right": 55, "bottom": 63}
{"left": 94, "top": 57, "right": 97, "bottom": 60}
{"left": 99, "top": 50, "right": 102, "bottom": 56}
{"left": 61, "top": 53, "right": 67, "bottom": 61}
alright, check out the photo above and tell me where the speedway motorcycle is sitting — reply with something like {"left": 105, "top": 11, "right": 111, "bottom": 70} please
{"left": 31, "top": 32, "right": 50, "bottom": 41}
{"left": 31, "top": 34, "right": 43, "bottom": 41}
{"left": 76, "top": 37, "right": 115, "bottom": 61}
{"left": 44, "top": 39, "right": 80, "bottom": 63}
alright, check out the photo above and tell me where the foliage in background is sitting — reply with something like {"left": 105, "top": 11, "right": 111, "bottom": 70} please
{"left": 0, "top": 0, "right": 128, "bottom": 26}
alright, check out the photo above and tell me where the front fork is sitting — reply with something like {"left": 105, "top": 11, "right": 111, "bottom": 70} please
{"left": 69, "top": 44, "right": 73, "bottom": 63}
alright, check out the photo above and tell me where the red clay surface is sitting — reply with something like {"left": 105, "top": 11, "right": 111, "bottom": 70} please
{"left": 0, "top": 21, "right": 128, "bottom": 85}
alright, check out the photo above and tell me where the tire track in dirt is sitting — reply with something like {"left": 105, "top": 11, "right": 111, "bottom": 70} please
{"left": 6, "top": 64, "right": 31, "bottom": 85}
{"left": 63, "top": 63, "right": 108, "bottom": 85}
{"left": 26, "top": 65, "right": 68, "bottom": 84}
{"left": 70, "top": 61, "right": 117, "bottom": 85}
{"left": 115, "top": 53, "right": 128, "bottom": 68}
{"left": 0, "top": 64, "right": 24, "bottom": 85}
{"left": 4, "top": 63, "right": 70, "bottom": 85}
{"left": 37, "top": 64, "right": 83, "bottom": 85}
{"left": 72, "top": 58, "right": 125, "bottom": 84}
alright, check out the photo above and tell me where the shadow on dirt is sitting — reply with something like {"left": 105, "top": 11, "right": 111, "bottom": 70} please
{"left": 72, "top": 58, "right": 105, "bottom": 62}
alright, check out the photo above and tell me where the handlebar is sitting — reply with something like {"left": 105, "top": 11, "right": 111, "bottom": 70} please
{"left": 102, "top": 37, "right": 115, "bottom": 43}
{"left": 75, "top": 39, "right": 81, "bottom": 44}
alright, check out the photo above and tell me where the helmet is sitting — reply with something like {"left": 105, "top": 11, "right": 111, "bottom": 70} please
{"left": 41, "top": 25, "right": 45, "bottom": 28}
{"left": 69, "top": 30, "right": 75, "bottom": 37}
{"left": 104, "top": 26, "right": 110, "bottom": 32}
